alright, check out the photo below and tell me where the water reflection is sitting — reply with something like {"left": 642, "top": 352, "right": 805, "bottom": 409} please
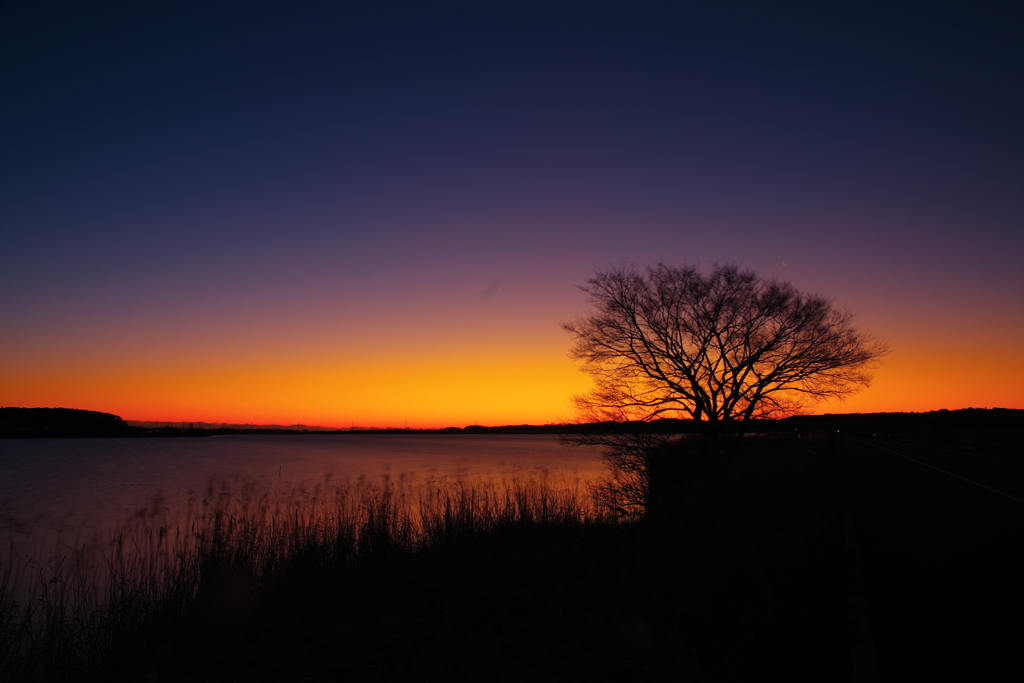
{"left": 0, "top": 435, "right": 606, "bottom": 611}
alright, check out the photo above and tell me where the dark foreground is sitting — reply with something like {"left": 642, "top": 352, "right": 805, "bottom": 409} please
{"left": 6, "top": 413, "right": 1022, "bottom": 681}
{"left": 841, "top": 432, "right": 1024, "bottom": 682}
{"left": 15, "top": 436, "right": 845, "bottom": 683}
{"left": 13, "top": 425, "right": 1023, "bottom": 682}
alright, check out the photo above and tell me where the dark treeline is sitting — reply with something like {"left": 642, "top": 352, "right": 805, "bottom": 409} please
{"left": 3, "top": 406, "right": 1021, "bottom": 439}
{"left": 777, "top": 407, "right": 1024, "bottom": 434}
{"left": 0, "top": 408, "right": 331, "bottom": 438}
{"left": 0, "top": 407, "right": 134, "bottom": 438}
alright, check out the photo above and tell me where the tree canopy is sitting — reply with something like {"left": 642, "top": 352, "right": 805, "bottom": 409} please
{"left": 565, "top": 262, "right": 887, "bottom": 433}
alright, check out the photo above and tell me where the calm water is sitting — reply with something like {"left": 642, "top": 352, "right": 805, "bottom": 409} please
{"left": 0, "top": 434, "right": 607, "bottom": 619}
{"left": 0, "top": 434, "right": 606, "bottom": 533}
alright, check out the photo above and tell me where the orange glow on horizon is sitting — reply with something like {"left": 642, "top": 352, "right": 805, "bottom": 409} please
{"left": 816, "top": 343, "right": 1024, "bottom": 415}
{"left": 4, "top": 339, "right": 1021, "bottom": 428}
{"left": 0, "top": 352, "right": 595, "bottom": 429}
{"left": 3, "top": 310, "right": 1021, "bottom": 427}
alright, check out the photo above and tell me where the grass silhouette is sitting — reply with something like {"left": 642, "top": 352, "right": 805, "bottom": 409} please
{"left": 1, "top": 470, "right": 607, "bottom": 681}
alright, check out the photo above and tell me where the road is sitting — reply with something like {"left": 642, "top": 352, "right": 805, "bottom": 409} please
{"left": 840, "top": 435, "right": 1024, "bottom": 682}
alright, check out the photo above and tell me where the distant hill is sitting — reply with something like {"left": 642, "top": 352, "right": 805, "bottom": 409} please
{"left": 0, "top": 407, "right": 135, "bottom": 438}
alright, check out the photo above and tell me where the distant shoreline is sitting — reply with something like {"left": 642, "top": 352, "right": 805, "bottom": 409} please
{"left": 2, "top": 406, "right": 1021, "bottom": 439}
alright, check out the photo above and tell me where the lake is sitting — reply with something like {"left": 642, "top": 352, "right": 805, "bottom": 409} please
{"left": 0, "top": 433, "right": 607, "bottom": 547}
{"left": 0, "top": 433, "right": 610, "bottom": 642}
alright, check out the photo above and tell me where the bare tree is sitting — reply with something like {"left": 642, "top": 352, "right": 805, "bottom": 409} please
{"left": 564, "top": 262, "right": 887, "bottom": 514}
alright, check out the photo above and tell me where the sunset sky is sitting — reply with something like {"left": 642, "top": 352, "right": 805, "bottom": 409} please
{"left": 2, "top": 1, "right": 1021, "bottom": 427}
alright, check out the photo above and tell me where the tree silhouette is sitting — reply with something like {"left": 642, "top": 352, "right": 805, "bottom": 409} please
{"left": 564, "top": 262, "right": 887, "bottom": 515}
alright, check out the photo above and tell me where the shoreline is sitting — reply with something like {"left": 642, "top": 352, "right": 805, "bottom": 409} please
{"left": 3, "top": 406, "right": 1021, "bottom": 439}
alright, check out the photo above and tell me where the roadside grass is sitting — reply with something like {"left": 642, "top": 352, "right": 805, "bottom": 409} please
{"left": 2, "top": 436, "right": 850, "bottom": 682}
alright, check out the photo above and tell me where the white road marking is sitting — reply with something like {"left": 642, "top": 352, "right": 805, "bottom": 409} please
{"left": 851, "top": 439, "right": 1024, "bottom": 505}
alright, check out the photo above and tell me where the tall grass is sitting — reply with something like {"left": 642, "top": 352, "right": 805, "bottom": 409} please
{"left": 0, "top": 470, "right": 609, "bottom": 682}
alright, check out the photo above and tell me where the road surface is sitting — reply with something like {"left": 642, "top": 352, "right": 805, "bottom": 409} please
{"left": 841, "top": 435, "right": 1024, "bottom": 682}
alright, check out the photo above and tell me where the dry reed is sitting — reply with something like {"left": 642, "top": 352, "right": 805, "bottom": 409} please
{"left": 0, "top": 469, "right": 609, "bottom": 682}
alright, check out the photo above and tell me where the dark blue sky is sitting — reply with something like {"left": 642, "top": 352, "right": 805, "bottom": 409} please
{"left": 2, "top": 1, "right": 1022, "bottom": 423}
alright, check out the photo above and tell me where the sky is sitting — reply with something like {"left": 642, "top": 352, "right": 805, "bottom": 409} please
{"left": 2, "top": 1, "right": 1022, "bottom": 427}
